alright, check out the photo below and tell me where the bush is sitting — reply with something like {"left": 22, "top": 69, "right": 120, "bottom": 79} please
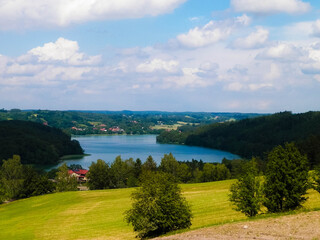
{"left": 124, "top": 172, "right": 192, "bottom": 238}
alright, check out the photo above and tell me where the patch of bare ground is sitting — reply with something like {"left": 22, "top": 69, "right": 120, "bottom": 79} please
{"left": 154, "top": 211, "right": 320, "bottom": 240}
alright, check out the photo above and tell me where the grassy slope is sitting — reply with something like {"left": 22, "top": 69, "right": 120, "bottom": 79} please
{"left": 1, "top": 180, "right": 320, "bottom": 240}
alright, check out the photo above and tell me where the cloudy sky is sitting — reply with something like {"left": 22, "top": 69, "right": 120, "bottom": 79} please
{"left": 1, "top": 0, "right": 320, "bottom": 113}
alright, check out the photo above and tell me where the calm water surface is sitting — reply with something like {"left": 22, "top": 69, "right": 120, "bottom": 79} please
{"left": 60, "top": 135, "right": 239, "bottom": 168}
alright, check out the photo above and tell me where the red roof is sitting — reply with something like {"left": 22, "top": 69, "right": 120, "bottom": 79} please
{"left": 75, "top": 169, "right": 88, "bottom": 175}
{"left": 68, "top": 169, "right": 88, "bottom": 175}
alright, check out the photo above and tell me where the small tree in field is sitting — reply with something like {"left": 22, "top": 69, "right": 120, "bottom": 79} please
{"left": 229, "top": 158, "right": 262, "bottom": 217}
{"left": 55, "top": 163, "right": 78, "bottom": 192}
{"left": 264, "top": 143, "right": 309, "bottom": 212}
{"left": 124, "top": 172, "right": 192, "bottom": 238}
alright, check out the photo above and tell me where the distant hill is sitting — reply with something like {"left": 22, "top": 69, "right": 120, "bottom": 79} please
{"left": 157, "top": 111, "right": 320, "bottom": 166}
{"left": 0, "top": 109, "right": 265, "bottom": 135}
{"left": 0, "top": 120, "right": 83, "bottom": 165}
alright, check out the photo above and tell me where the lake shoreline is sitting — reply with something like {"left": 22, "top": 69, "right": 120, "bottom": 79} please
{"left": 56, "top": 135, "right": 240, "bottom": 169}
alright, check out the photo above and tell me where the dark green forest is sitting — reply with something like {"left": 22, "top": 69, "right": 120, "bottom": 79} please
{"left": 0, "top": 120, "right": 83, "bottom": 165}
{"left": 157, "top": 111, "right": 320, "bottom": 166}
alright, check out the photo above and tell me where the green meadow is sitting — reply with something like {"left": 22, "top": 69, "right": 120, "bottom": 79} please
{"left": 1, "top": 180, "right": 320, "bottom": 240}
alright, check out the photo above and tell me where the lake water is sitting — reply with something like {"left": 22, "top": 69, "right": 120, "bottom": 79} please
{"left": 59, "top": 135, "right": 239, "bottom": 169}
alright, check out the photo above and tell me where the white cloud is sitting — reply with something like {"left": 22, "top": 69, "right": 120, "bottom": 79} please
{"left": 0, "top": 0, "right": 186, "bottom": 30}
{"left": 225, "top": 82, "right": 243, "bottom": 91}
{"left": 27, "top": 38, "right": 101, "bottom": 65}
{"left": 136, "top": 58, "right": 179, "bottom": 73}
{"left": 176, "top": 15, "right": 251, "bottom": 48}
{"left": 312, "top": 20, "right": 320, "bottom": 37}
{"left": 231, "top": 0, "right": 311, "bottom": 15}
{"left": 257, "top": 43, "right": 303, "bottom": 61}
{"left": 163, "top": 67, "right": 213, "bottom": 88}
{"left": 231, "top": 27, "right": 269, "bottom": 49}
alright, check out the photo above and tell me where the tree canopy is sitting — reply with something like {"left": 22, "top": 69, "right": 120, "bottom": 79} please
{"left": 0, "top": 120, "right": 83, "bottom": 165}
{"left": 263, "top": 143, "right": 309, "bottom": 212}
{"left": 124, "top": 171, "right": 192, "bottom": 238}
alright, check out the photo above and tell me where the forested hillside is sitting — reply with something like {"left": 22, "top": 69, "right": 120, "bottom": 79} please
{"left": 0, "top": 109, "right": 263, "bottom": 135}
{"left": 157, "top": 111, "right": 320, "bottom": 166}
{"left": 0, "top": 120, "right": 83, "bottom": 165}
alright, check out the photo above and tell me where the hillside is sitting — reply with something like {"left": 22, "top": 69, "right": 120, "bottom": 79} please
{"left": 0, "top": 109, "right": 263, "bottom": 135}
{"left": 157, "top": 111, "right": 320, "bottom": 166}
{"left": 0, "top": 120, "right": 83, "bottom": 165}
{"left": 1, "top": 180, "right": 320, "bottom": 240}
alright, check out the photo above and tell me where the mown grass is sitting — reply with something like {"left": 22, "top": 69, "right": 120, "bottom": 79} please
{"left": 1, "top": 180, "right": 320, "bottom": 240}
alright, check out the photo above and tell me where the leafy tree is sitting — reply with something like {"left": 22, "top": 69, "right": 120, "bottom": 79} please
{"left": 141, "top": 155, "right": 157, "bottom": 172}
{"left": 176, "top": 163, "right": 192, "bottom": 183}
{"left": 159, "top": 153, "right": 180, "bottom": 176}
{"left": 0, "top": 155, "right": 24, "bottom": 200}
{"left": 87, "top": 159, "right": 110, "bottom": 190}
{"left": 310, "top": 166, "right": 320, "bottom": 194}
{"left": 229, "top": 158, "right": 263, "bottom": 217}
{"left": 68, "top": 164, "right": 84, "bottom": 171}
{"left": 55, "top": 163, "right": 78, "bottom": 192}
{"left": 110, "top": 156, "right": 127, "bottom": 188}
{"left": 263, "top": 143, "right": 309, "bottom": 212}
{"left": 134, "top": 158, "right": 142, "bottom": 178}
{"left": 125, "top": 172, "right": 192, "bottom": 238}
{"left": 19, "top": 166, "right": 55, "bottom": 198}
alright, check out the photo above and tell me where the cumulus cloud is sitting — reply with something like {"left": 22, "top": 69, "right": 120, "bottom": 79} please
{"left": 0, "top": 38, "right": 102, "bottom": 88}
{"left": 27, "top": 38, "right": 101, "bottom": 65}
{"left": 257, "top": 43, "right": 303, "bottom": 61}
{"left": 231, "top": 27, "right": 269, "bottom": 49}
{"left": 231, "top": 0, "right": 311, "bottom": 15}
{"left": 176, "top": 14, "right": 251, "bottom": 48}
{"left": 0, "top": 0, "right": 186, "bottom": 30}
{"left": 136, "top": 58, "right": 179, "bottom": 73}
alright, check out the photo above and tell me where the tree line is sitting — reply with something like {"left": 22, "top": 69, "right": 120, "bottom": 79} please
{"left": 157, "top": 111, "right": 320, "bottom": 167}
{"left": 86, "top": 153, "right": 231, "bottom": 190}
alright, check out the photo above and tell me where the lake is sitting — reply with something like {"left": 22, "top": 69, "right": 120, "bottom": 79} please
{"left": 59, "top": 135, "right": 239, "bottom": 169}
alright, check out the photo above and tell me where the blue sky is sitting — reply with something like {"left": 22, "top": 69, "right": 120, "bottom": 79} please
{"left": 1, "top": 0, "right": 320, "bottom": 113}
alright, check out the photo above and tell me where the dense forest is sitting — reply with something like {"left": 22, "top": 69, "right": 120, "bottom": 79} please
{"left": 157, "top": 111, "right": 320, "bottom": 166}
{"left": 0, "top": 120, "right": 83, "bottom": 165}
{"left": 0, "top": 109, "right": 263, "bottom": 135}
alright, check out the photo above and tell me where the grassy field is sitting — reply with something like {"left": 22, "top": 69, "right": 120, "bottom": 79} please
{"left": 150, "top": 124, "right": 183, "bottom": 130}
{"left": 1, "top": 180, "right": 320, "bottom": 240}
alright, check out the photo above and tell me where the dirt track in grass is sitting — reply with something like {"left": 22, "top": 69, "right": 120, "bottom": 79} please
{"left": 154, "top": 211, "right": 320, "bottom": 240}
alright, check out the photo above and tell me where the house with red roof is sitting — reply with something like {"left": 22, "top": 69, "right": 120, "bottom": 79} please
{"left": 68, "top": 169, "right": 89, "bottom": 183}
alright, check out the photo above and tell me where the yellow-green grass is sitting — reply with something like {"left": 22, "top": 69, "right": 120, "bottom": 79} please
{"left": 1, "top": 180, "right": 320, "bottom": 240}
{"left": 151, "top": 124, "right": 183, "bottom": 130}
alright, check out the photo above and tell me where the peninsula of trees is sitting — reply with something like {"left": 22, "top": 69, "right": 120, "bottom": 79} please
{"left": 157, "top": 111, "right": 320, "bottom": 166}
{"left": 0, "top": 120, "right": 83, "bottom": 165}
